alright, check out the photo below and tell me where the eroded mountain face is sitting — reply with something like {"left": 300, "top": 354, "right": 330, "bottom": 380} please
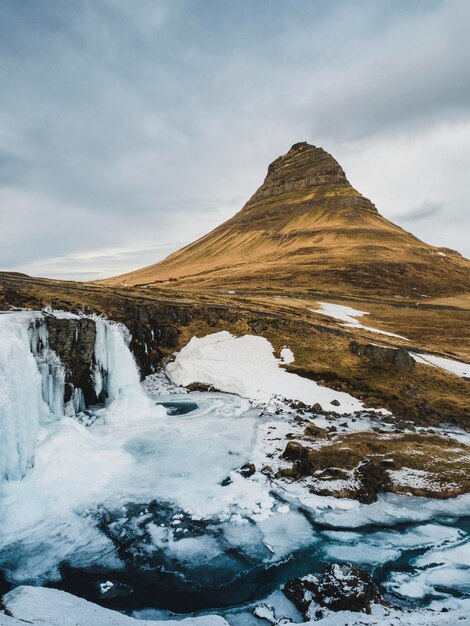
{"left": 102, "top": 142, "right": 470, "bottom": 298}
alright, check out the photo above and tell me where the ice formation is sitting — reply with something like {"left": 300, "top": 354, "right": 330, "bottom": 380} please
{"left": 0, "top": 311, "right": 150, "bottom": 482}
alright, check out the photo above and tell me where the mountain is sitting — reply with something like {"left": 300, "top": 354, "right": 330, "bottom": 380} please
{"left": 102, "top": 142, "right": 470, "bottom": 298}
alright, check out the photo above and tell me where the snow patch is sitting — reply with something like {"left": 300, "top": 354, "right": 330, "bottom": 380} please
{"left": 279, "top": 346, "right": 295, "bottom": 364}
{"left": 312, "top": 302, "right": 408, "bottom": 340}
{"left": 411, "top": 352, "right": 469, "bottom": 378}
{"left": 166, "top": 331, "right": 363, "bottom": 413}
{"left": 3, "top": 586, "right": 229, "bottom": 625}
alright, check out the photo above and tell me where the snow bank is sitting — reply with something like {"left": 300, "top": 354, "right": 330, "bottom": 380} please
{"left": 4, "top": 586, "right": 469, "bottom": 626}
{"left": 411, "top": 352, "right": 469, "bottom": 378}
{"left": 302, "top": 603, "right": 470, "bottom": 625}
{"left": 312, "top": 302, "right": 408, "bottom": 340}
{"left": 3, "top": 586, "right": 229, "bottom": 625}
{"left": 166, "top": 331, "right": 363, "bottom": 412}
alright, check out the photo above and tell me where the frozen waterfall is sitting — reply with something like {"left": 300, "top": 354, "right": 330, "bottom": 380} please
{"left": 0, "top": 311, "right": 146, "bottom": 482}
{"left": 0, "top": 313, "right": 46, "bottom": 481}
{"left": 93, "top": 318, "right": 145, "bottom": 408}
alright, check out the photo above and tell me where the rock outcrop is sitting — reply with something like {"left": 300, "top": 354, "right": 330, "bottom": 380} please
{"left": 46, "top": 316, "right": 99, "bottom": 405}
{"left": 284, "top": 563, "right": 384, "bottom": 618}
{"left": 349, "top": 341, "right": 415, "bottom": 372}
{"left": 278, "top": 431, "right": 470, "bottom": 500}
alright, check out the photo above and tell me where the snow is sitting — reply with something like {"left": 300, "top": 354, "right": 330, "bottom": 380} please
{"left": 411, "top": 352, "right": 469, "bottom": 378}
{"left": 311, "top": 302, "right": 408, "bottom": 340}
{"left": 386, "top": 537, "right": 470, "bottom": 603}
{"left": 388, "top": 467, "right": 439, "bottom": 490}
{"left": 3, "top": 586, "right": 229, "bottom": 625}
{"left": 166, "top": 331, "right": 364, "bottom": 413}
{"left": 279, "top": 346, "right": 295, "bottom": 364}
{"left": 302, "top": 604, "right": 470, "bottom": 625}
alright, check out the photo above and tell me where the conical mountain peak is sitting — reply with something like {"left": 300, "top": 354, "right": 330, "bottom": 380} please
{"left": 266, "top": 141, "right": 343, "bottom": 179}
{"left": 239, "top": 141, "right": 378, "bottom": 221}
{"left": 101, "top": 143, "right": 470, "bottom": 298}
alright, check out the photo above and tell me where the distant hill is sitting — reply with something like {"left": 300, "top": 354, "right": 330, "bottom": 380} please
{"left": 101, "top": 142, "right": 470, "bottom": 298}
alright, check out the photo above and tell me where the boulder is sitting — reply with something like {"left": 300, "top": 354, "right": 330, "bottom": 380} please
{"left": 354, "top": 459, "right": 391, "bottom": 504}
{"left": 349, "top": 341, "right": 415, "bottom": 372}
{"left": 283, "top": 563, "right": 384, "bottom": 619}
{"left": 239, "top": 463, "right": 256, "bottom": 478}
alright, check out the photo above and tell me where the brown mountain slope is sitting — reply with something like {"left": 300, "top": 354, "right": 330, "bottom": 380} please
{"left": 101, "top": 142, "right": 470, "bottom": 298}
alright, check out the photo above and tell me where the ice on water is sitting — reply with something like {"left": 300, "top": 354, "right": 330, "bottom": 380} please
{"left": 0, "top": 311, "right": 469, "bottom": 622}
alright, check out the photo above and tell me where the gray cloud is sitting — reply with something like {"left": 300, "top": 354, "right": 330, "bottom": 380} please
{"left": 394, "top": 199, "right": 444, "bottom": 222}
{"left": 0, "top": 0, "right": 469, "bottom": 279}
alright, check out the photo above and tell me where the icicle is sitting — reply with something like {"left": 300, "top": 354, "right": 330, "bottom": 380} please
{"left": 29, "top": 317, "right": 66, "bottom": 418}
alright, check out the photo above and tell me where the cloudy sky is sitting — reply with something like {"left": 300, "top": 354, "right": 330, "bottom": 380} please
{"left": 1, "top": 0, "right": 469, "bottom": 281}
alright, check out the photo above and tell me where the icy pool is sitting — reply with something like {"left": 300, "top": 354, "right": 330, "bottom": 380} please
{"left": 0, "top": 386, "right": 469, "bottom": 616}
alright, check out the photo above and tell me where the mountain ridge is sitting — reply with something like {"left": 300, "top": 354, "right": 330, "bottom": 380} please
{"left": 100, "top": 142, "right": 470, "bottom": 298}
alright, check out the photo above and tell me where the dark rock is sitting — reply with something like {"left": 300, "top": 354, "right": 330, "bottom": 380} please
{"left": 349, "top": 341, "right": 415, "bottom": 372}
{"left": 312, "top": 402, "right": 323, "bottom": 413}
{"left": 248, "top": 320, "right": 268, "bottom": 334}
{"left": 46, "top": 316, "right": 99, "bottom": 404}
{"left": 330, "top": 399, "right": 341, "bottom": 407}
{"left": 283, "top": 573, "right": 319, "bottom": 618}
{"left": 417, "top": 400, "right": 434, "bottom": 418}
{"left": 282, "top": 441, "right": 310, "bottom": 462}
{"left": 239, "top": 463, "right": 256, "bottom": 478}
{"left": 395, "top": 348, "right": 415, "bottom": 372}
{"left": 284, "top": 563, "right": 384, "bottom": 619}
{"left": 304, "top": 424, "right": 325, "bottom": 438}
{"left": 280, "top": 442, "right": 316, "bottom": 478}
{"left": 185, "top": 382, "right": 215, "bottom": 392}
{"left": 0, "top": 569, "right": 12, "bottom": 613}
{"left": 316, "top": 467, "right": 349, "bottom": 480}
{"left": 355, "top": 460, "right": 391, "bottom": 504}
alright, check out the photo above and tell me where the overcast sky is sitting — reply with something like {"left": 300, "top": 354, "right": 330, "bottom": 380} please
{"left": 1, "top": 0, "right": 469, "bottom": 281}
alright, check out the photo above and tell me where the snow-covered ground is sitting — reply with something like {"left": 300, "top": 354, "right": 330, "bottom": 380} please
{"left": 310, "top": 301, "right": 470, "bottom": 379}
{"left": 411, "top": 352, "right": 470, "bottom": 378}
{"left": 2, "top": 586, "right": 229, "bottom": 625}
{"left": 166, "top": 331, "right": 364, "bottom": 413}
{"left": 311, "top": 302, "right": 408, "bottom": 339}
